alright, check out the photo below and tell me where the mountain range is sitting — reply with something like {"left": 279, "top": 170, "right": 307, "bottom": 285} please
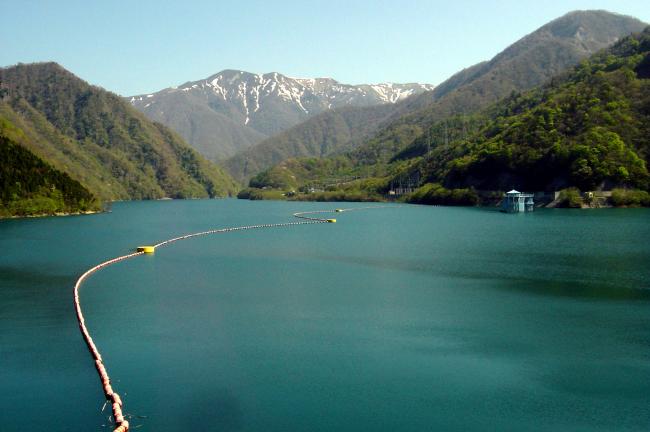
{"left": 128, "top": 70, "right": 433, "bottom": 161}
{"left": 2, "top": 9, "right": 648, "bottom": 217}
{"left": 226, "top": 10, "right": 647, "bottom": 184}
{"left": 246, "top": 24, "right": 650, "bottom": 206}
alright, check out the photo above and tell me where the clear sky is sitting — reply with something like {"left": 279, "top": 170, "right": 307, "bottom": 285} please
{"left": 1, "top": 0, "right": 648, "bottom": 96}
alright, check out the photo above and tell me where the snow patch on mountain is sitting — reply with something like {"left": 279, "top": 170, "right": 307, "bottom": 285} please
{"left": 128, "top": 70, "right": 434, "bottom": 129}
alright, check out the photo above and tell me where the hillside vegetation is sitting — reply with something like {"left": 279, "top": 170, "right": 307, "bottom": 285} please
{"left": 1, "top": 121, "right": 99, "bottom": 217}
{"left": 227, "top": 10, "right": 647, "bottom": 184}
{"left": 345, "top": 10, "right": 648, "bottom": 167}
{"left": 415, "top": 27, "right": 650, "bottom": 192}
{"left": 0, "top": 63, "right": 238, "bottom": 208}
{"left": 224, "top": 104, "right": 396, "bottom": 183}
{"left": 246, "top": 27, "right": 650, "bottom": 206}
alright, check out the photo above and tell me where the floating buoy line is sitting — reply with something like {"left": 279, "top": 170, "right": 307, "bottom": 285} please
{"left": 73, "top": 206, "right": 387, "bottom": 431}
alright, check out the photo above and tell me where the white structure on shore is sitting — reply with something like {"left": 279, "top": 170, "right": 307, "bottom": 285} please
{"left": 501, "top": 189, "right": 534, "bottom": 213}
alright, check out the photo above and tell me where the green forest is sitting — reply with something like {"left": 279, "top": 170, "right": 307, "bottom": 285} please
{"left": 0, "top": 124, "right": 100, "bottom": 217}
{"left": 0, "top": 62, "right": 238, "bottom": 218}
{"left": 246, "top": 27, "right": 650, "bottom": 207}
{"left": 432, "top": 30, "right": 650, "bottom": 192}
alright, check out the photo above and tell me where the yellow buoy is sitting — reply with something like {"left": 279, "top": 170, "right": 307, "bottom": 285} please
{"left": 137, "top": 246, "right": 155, "bottom": 254}
{"left": 326, "top": 219, "right": 337, "bottom": 223}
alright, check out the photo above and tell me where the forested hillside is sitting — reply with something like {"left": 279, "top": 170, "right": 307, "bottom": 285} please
{"left": 343, "top": 10, "right": 648, "bottom": 167}
{"left": 0, "top": 63, "right": 238, "bottom": 207}
{"left": 224, "top": 103, "right": 396, "bottom": 183}
{"left": 416, "top": 27, "right": 650, "bottom": 192}
{"left": 228, "top": 10, "right": 646, "bottom": 184}
{"left": 1, "top": 121, "right": 99, "bottom": 217}
{"left": 246, "top": 27, "right": 650, "bottom": 206}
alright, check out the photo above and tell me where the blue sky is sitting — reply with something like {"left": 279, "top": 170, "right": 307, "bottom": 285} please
{"left": 1, "top": 0, "right": 648, "bottom": 96}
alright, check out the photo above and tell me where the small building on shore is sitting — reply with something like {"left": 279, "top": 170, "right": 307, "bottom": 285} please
{"left": 501, "top": 189, "right": 534, "bottom": 213}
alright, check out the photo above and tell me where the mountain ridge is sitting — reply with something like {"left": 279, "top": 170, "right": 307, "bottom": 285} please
{"left": 243, "top": 26, "right": 650, "bottom": 206}
{"left": 234, "top": 10, "right": 647, "bottom": 185}
{"left": 128, "top": 69, "right": 433, "bottom": 160}
{"left": 405, "top": 26, "right": 650, "bottom": 197}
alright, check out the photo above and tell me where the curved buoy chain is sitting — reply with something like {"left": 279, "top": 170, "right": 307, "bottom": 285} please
{"left": 73, "top": 207, "right": 388, "bottom": 431}
{"left": 73, "top": 252, "right": 140, "bottom": 431}
{"left": 292, "top": 205, "right": 393, "bottom": 221}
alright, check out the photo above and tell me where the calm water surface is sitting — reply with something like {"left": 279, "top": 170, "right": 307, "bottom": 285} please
{"left": 1, "top": 200, "right": 649, "bottom": 431}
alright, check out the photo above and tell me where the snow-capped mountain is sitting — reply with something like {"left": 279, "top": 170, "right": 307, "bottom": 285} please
{"left": 127, "top": 70, "right": 433, "bottom": 160}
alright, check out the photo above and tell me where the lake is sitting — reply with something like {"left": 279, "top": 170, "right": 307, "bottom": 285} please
{"left": 1, "top": 199, "right": 649, "bottom": 431}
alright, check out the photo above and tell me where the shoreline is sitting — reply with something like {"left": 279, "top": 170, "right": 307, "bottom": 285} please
{"left": 0, "top": 209, "right": 104, "bottom": 220}
{"left": 1, "top": 198, "right": 647, "bottom": 221}
{"left": 235, "top": 195, "right": 648, "bottom": 209}
{"left": 237, "top": 186, "right": 650, "bottom": 209}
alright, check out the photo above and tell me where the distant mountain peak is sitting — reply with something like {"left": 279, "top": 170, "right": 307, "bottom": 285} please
{"left": 542, "top": 9, "right": 646, "bottom": 40}
{"left": 133, "top": 69, "right": 433, "bottom": 110}
{"left": 127, "top": 70, "right": 433, "bottom": 160}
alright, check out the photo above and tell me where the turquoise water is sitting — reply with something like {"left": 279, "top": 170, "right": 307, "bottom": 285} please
{"left": 1, "top": 200, "right": 649, "bottom": 431}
